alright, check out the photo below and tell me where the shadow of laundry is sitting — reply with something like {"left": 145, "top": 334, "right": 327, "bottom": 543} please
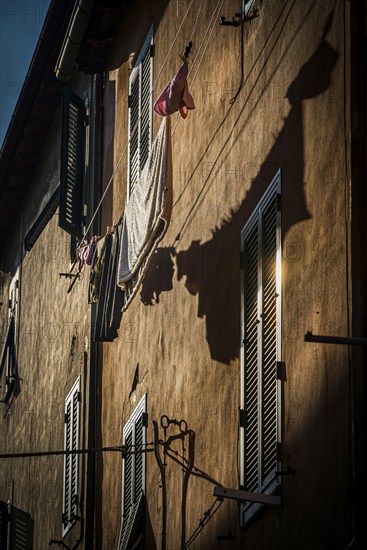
{"left": 140, "top": 247, "right": 176, "bottom": 306}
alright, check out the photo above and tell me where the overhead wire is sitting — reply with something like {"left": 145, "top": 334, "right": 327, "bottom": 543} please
{"left": 172, "top": 0, "right": 225, "bottom": 137}
{"left": 76, "top": 0, "right": 210, "bottom": 253}
{"left": 0, "top": 441, "right": 155, "bottom": 460}
{"left": 182, "top": 497, "right": 224, "bottom": 549}
{"left": 74, "top": 0, "right": 223, "bottom": 260}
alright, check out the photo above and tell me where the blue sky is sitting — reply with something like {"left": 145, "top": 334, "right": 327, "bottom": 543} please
{"left": 0, "top": 0, "right": 51, "bottom": 147}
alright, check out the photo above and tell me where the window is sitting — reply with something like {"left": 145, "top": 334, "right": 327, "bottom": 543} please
{"left": 0, "top": 501, "right": 33, "bottom": 548}
{"left": 118, "top": 394, "right": 147, "bottom": 550}
{"left": 0, "top": 269, "right": 19, "bottom": 402}
{"left": 127, "top": 28, "right": 154, "bottom": 198}
{"left": 240, "top": 170, "right": 282, "bottom": 525}
{"left": 62, "top": 377, "right": 81, "bottom": 536}
{"left": 59, "top": 89, "right": 86, "bottom": 239}
{"left": 243, "top": 0, "right": 256, "bottom": 16}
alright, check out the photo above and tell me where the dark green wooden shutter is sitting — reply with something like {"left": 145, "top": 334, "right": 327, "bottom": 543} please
{"left": 59, "top": 90, "right": 86, "bottom": 238}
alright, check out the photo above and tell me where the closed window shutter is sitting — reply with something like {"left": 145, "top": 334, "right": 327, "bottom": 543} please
{"left": 139, "top": 46, "right": 152, "bottom": 171}
{"left": 241, "top": 172, "right": 281, "bottom": 523}
{"left": 127, "top": 31, "right": 153, "bottom": 198}
{"left": 10, "top": 506, "right": 34, "bottom": 550}
{"left": 243, "top": 223, "right": 260, "bottom": 493}
{"left": 119, "top": 395, "right": 146, "bottom": 549}
{"left": 123, "top": 431, "right": 134, "bottom": 518}
{"left": 261, "top": 195, "right": 278, "bottom": 484}
{"left": 134, "top": 414, "right": 144, "bottom": 499}
{"left": 59, "top": 90, "right": 86, "bottom": 238}
{"left": 62, "top": 378, "right": 80, "bottom": 535}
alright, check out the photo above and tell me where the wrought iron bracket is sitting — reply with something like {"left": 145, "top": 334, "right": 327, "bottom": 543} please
{"left": 59, "top": 273, "right": 80, "bottom": 279}
{"left": 305, "top": 331, "right": 367, "bottom": 346}
{"left": 213, "top": 486, "right": 281, "bottom": 507}
{"left": 220, "top": 11, "right": 258, "bottom": 27}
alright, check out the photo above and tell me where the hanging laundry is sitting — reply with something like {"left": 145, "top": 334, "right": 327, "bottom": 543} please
{"left": 76, "top": 235, "right": 100, "bottom": 272}
{"left": 154, "top": 62, "right": 195, "bottom": 119}
{"left": 90, "top": 223, "right": 125, "bottom": 342}
{"left": 117, "top": 116, "right": 172, "bottom": 311}
{"left": 89, "top": 229, "right": 111, "bottom": 303}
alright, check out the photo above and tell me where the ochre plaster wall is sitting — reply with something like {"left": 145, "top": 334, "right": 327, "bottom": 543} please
{"left": 98, "top": 0, "right": 350, "bottom": 549}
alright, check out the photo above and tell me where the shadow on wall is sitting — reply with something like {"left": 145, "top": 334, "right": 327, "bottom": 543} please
{"left": 142, "top": 17, "right": 339, "bottom": 365}
{"left": 140, "top": 248, "right": 176, "bottom": 306}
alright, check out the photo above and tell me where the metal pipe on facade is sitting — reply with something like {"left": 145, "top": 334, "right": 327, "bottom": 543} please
{"left": 55, "top": 0, "right": 96, "bottom": 82}
{"left": 84, "top": 71, "right": 102, "bottom": 550}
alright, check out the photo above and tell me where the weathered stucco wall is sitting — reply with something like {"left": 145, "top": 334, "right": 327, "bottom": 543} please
{"left": 0, "top": 211, "right": 92, "bottom": 548}
{"left": 0, "top": 0, "right": 353, "bottom": 548}
{"left": 0, "top": 72, "right": 93, "bottom": 548}
{"left": 98, "top": 0, "right": 351, "bottom": 549}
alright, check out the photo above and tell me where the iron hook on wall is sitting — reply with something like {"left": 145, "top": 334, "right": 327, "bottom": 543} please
{"left": 220, "top": 11, "right": 258, "bottom": 27}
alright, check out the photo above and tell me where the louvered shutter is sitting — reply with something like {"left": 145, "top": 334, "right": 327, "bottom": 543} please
{"left": 59, "top": 90, "right": 86, "bottom": 238}
{"left": 9, "top": 506, "right": 33, "bottom": 550}
{"left": 261, "top": 195, "right": 278, "bottom": 484}
{"left": 62, "top": 378, "right": 80, "bottom": 535}
{"left": 241, "top": 171, "right": 281, "bottom": 524}
{"left": 118, "top": 395, "right": 146, "bottom": 549}
{"left": 127, "top": 30, "right": 153, "bottom": 198}
{"left": 243, "top": 223, "right": 260, "bottom": 493}
{"left": 118, "top": 493, "right": 144, "bottom": 550}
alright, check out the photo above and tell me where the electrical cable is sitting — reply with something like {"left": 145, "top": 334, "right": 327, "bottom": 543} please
{"left": 172, "top": 0, "right": 225, "bottom": 137}
{"left": 163, "top": 443, "right": 223, "bottom": 487}
{"left": 75, "top": 0, "right": 210, "bottom": 254}
{"left": 0, "top": 442, "right": 154, "bottom": 460}
{"left": 182, "top": 497, "right": 224, "bottom": 549}
{"left": 72, "top": 0, "right": 224, "bottom": 262}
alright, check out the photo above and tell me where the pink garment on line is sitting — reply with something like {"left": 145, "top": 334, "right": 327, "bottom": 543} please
{"left": 154, "top": 63, "right": 195, "bottom": 119}
{"left": 77, "top": 236, "right": 100, "bottom": 272}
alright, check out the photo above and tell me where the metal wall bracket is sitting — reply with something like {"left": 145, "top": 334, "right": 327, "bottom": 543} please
{"left": 276, "top": 466, "right": 295, "bottom": 482}
{"left": 305, "top": 331, "right": 367, "bottom": 346}
{"left": 220, "top": 11, "right": 258, "bottom": 27}
{"left": 213, "top": 486, "right": 281, "bottom": 507}
{"left": 59, "top": 273, "right": 80, "bottom": 279}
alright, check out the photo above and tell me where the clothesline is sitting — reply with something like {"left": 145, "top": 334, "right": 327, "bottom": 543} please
{"left": 71, "top": 0, "right": 224, "bottom": 263}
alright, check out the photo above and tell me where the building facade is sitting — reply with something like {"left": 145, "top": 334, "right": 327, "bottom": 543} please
{"left": 0, "top": 0, "right": 366, "bottom": 549}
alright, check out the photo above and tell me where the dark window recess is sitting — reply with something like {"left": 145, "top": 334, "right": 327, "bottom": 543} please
{"left": 24, "top": 187, "right": 60, "bottom": 252}
{"left": 59, "top": 89, "right": 86, "bottom": 239}
{"left": 0, "top": 501, "right": 9, "bottom": 549}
